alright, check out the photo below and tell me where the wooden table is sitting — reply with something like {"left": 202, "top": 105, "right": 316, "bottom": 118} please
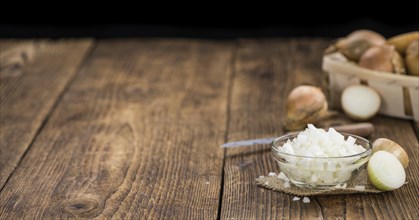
{"left": 1, "top": 39, "right": 418, "bottom": 219}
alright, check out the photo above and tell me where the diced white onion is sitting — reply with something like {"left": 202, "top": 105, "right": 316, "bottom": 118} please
{"left": 354, "top": 185, "right": 365, "bottom": 191}
{"left": 277, "top": 124, "right": 367, "bottom": 185}
{"left": 278, "top": 172, "right": 289, "bottom": 181}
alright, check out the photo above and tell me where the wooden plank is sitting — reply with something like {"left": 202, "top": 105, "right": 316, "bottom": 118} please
{"left": 221, "top": 39, "right": 326, "bottom": 219}
{"left": 221, "top": 38, "right": 419, "bottom": 219}
{"left": 0, "top": 39, "right": 232, "bottom": 219}
{"left": 0, "top": 39, "right": 93, "bottom": 189}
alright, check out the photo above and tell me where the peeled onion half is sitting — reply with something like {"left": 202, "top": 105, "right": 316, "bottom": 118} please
{"left": 368, "top": 151, "right": 406, "bottom": 191}
{"left": 341, "top": 85, "right": 381, "bottom": 120}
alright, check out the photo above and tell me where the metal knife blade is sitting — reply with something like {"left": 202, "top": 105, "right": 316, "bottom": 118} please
{"left": 221, "top": 137, "right": 276, "bottom": 148}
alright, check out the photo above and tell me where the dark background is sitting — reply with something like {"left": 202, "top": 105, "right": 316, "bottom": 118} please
{"left": 1, "top": 13, "right": 418, "bottom": 39}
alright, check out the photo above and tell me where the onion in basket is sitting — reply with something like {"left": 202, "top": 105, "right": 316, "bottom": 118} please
{"left": 359, "top": 45, "right": 405, "bottom": 74}
{"left": 387, "top": 31, "right": 419, "bottom": 55}
{"left": 405, "top": 39, "right": 419, "bottom": 76}
{"left": 334, "top": 30, "right": 386, "bottom": 61}
{"left": 341, "top": 85, "right": 381, "bottom": 120}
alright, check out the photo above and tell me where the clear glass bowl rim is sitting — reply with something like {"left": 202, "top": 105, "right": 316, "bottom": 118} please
{"left": 271, "top": 132, "right": 372, "bottom": 159}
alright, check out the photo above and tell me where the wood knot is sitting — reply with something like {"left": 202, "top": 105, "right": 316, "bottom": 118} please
{"left": 237, "top": 159, "right": 253, "bottom": 169}
{"left": 0, "top": 43, "right": 35, "bottom": 76}
{"left": 257, "top": 69, "right": 273, "bottom": 79}
{"left": 62, "top": 197, "right": 98, "bottom": 217}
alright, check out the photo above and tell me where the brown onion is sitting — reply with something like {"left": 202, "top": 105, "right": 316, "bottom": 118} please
{"left": 335, "top": 30, "right": 386, "bottom": 61}
{"left": 405, "top": 39, "right": 419, "bottom": 76}
{"left": 284, "top": 85, "right": 332, "bottom": 130}
{"left": 387, "top": 31, "right": 419, "bottom": 55}
{"left": 372, "top": 138, "right": 409, "bottom": 169}
{"left": 359, "top": 45, "right": 405, "bottom": 74}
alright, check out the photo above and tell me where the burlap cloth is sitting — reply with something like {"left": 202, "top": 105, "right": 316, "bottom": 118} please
{"left": 256, "top": 169, "right": 384, "bottom": 196}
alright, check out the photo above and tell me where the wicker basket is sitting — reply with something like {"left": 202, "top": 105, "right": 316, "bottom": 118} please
{"left": 322, "top": 52, "right": 419, "bottom": 121}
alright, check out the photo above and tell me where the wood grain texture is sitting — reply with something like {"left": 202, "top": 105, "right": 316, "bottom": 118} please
{"left": 221, "top": 39, "right": 325, "bottom": 219}
{"left": 221, "top": 38, "right": 419, "bottom": 219}
{"left": 1, "top": 38, "right": 417, "bottom": 220}
{"left": 0, "top": 39, "right": 93, "bottom": 189}
{"left": 0, "top": 39, "right": 232, "bottom": 219}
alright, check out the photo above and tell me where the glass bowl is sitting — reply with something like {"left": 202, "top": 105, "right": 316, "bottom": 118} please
{"left": 271, "top": 132, "right": 372, "bottom": 189}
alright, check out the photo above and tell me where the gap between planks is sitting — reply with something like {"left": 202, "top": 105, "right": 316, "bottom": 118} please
{"left": 217, "top": 41, "right": 238, "bottom": 220}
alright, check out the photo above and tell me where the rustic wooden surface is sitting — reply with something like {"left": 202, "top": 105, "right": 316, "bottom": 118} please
{"left": 0, "top": 39, "right": 93, "bottom": 189}
{"left": 0, "top": 39, "right": 418, "bottom": 219}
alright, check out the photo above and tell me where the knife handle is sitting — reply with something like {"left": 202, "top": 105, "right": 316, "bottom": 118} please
{"left": 330, "top": 123, "right": 374, "bottom": 137}
{"left": 285, "top": 123, "right": 374, "bottom": 138}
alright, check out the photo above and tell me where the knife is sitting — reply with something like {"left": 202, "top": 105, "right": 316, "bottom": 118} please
{"left": 221, "top": 123, "right": 374, "bottom": 148}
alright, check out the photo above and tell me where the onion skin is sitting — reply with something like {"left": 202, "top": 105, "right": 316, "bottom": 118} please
{"left": 284, "top": 85, "right": 330, "bottom": 131}
{"left": 372, "top": 138, "right": 409, "bottom": 168}
{"left": 347, "top": 30, "right": 386, "bottom": 44}
{"left": 391, "top": 50, "right": 406, "bottom": 75}
{"left": 387, "top": 31, "right": 419, "bottom": 55}
{"left": 335, "top": 39, "right": 371, "bottom": 61}
{"left": 359, "top": 45, "right": 405, "bottom": 74}
{"left": 405, "top": 40, "right": 419, "bottom": 76}
{"left": 335, "top": 30, "right": 386, "bottom": 61}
